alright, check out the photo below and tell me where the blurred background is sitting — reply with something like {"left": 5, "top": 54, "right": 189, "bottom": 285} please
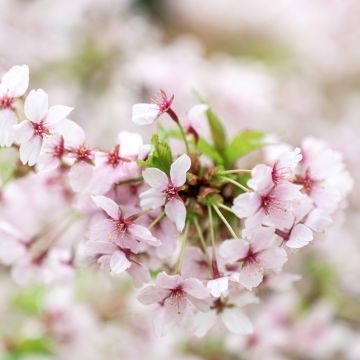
{"left": 1, "top": 0, "right": 360, "bottom": 359}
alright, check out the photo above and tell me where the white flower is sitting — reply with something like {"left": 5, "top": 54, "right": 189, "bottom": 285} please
{"left": 140, "top": 154, "right": 191, "bottom": 232}
{"left": 15, "top": 89, "right": 73, "bottom": 166}
{"left": 0, "top": 65, "right": 29, "bottom": 147}
{"left": 131, "top": 91, "right": 174, "bottom": 125}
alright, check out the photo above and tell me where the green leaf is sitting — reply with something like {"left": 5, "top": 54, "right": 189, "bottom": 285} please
{"left": 225, "top": 130, "right": 264, "bottom": 165}
{"left": 9, "top": 337, "right": 54, "bottom": 356}
{"left": 12, "top": 284, "right": 46, "bottom": 315}
{"left": 206, "top": 108, "right": 227, "bottom": 154}
{"left": 137, "top": 134, "right": 173, "bottom": 174}
{"left": 197, "top": 138, "right": 225, "bottom": 165}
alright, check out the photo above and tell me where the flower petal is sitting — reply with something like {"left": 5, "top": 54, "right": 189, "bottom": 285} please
{"left": 45, "top": 105, "right": 73, "bottom": 124}
{"left": 192, "top": 310, "right": 217, "bottom": 338}
{"left": 132, "top": 103, "right": 159, "bottom": 125}
{"left": 221, "top": 308, "right": 253, "bottom": 334}
{"left": 19, "top": 136, "right": 42, "bottom": 166}
{"left": 232, "top": 192, "right": 261, "bottom": 218}
{"left": 165, "top": 198, "right": 186, "bottom": 232}
{"left": 137, "top": 285, "right": 170, "bottom": 305}
{"left": 109, "top": 251, "right": 131, "bottom": 274}
{"left": 142, "top": 167, "right": 168, "bottom": 189}
{"left": 0, "top": 110, "right": 17, "bottom": 147}
{"left": 24, "top": 89, "right": 48, "bottom": 122}
{"left": 14, "top": 120, "right": 33, "bottom": 143}
{"left": 286, "top": 223, "right": 313, "bottom": 249}
{"left": 128, "top": 224, "right": 161, "bottom": 246}
{"left": 1, "top": 64, "right": 29, "bottom": 97}
{"left": 91, "top": 195, "right": 119, "bottom": 219}
{"left": 238, "top": 263, "right": 263, "bottom": 290}
{"left": 139, "top": 188, "right": 166, "bottom": 209}
{"left": 170, "top": 154, "right": 191, "bottom": 187}
{"left": 219, "top": 239, "right": 249, "bottom": 264}
{"left": 183, "top": 278, "right": 209, "bottom": 299}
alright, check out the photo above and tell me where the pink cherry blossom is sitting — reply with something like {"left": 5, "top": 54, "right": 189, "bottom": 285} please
{"left": 140, "top": 154, "right": 191, "bottom": 232}
{"left": 219, "top": 228, "right": 287, "bottom": 290}
{"left": 90, "top": 195, "right": 160, "bottom": 250}
{"left": 232, "top": 181, "right": 301, "bottom": 231}
{"left": 137, "top": 272, "right": 209, "bottom": 335}
{"left": 0, "top": 65, "right": 29, "bottom": 147}
{"left": 15, "top": 89, "right": 73, "bottom": 166}
{"left": 132, "top": 90, "right": 174, "bottom": 125}
{"left": 192, "top": 291, "right": 258, "bottom": 337}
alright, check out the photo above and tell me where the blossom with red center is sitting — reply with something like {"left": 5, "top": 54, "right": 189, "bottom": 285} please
{"left": 0, "top": 65, "right": 29, "bottom": 147}
{"left": 89, "top": 195, "right": 160, "bottom": 251}
{"left": 15, "top": 89, "right": 73, "bottom": 166}
{"left": 192, "top": 292, "right": 258, "bottom": 337}
{"left": 232, "top": 180, "right": 301, "bottom": 231}
{"left": 140, "top": 154, "right": 191, "bottom": 232}
{"left": 219, "top": 228, "right": 287, "bottom": 290}
{"left": 137, "top": 272, "right": 209, "bottom": 336}
{"left": 131, "top": 90, "right": 175, "bottom": 125}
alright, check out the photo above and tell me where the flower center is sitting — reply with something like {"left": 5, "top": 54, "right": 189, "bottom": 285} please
{"left": 32, "top": 121, "right": 50, "bottom": 138}
{"left": 297, "top": 172, "right": 315, "bottom": 194}
{"left": 75, "top": 145, "right": 92, "bottom": 162}
{"left": 163, "top": 184, "right": 178, "bottom": 201}
{"left": 0, "top": 96, "right": 15, "bottom": 110}
{"left": 242, "top": 248, "right": 258, "bottom": 266}
{"left": 260, "top": 193, "right": 281, "bottom": 215}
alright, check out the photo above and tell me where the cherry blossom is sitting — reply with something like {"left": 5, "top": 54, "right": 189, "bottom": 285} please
{"left": 140, "top": 154, "right": 191, "bottom": 232}
{"left": 232, "top": 180, "right": 301, "bottom": 231}
{"left": 90, "top": 195, "right": 160, "bottom": 250}
{"left": 137, "top": 272, "right": 210, "bottom": 336}
{"left": 132, "top": 90, "right": 174, "bottom": 125}
{"left": 219, "top": 228, "right": 287, "bottom": 290}
{"left": 0, "top": 65, "right": 29, "bottom": 147}
{"left": 15, "top": 89, "right": 73, "bottom": 166}
{"left": 192, "top": 291, "right": 258, "bottom": 337}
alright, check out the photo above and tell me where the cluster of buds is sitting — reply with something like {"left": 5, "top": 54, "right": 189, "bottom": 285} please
{"left": 0, "top": 65, "right": 353, "bottom": 337}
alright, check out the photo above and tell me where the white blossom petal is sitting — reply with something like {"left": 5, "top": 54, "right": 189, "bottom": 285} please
{"left": 170, "top": 154, "right": 191, "bottom": 187}
{"left": 165, "top": 198, "right": 186, "bottom": 232}
{"left": 24, "top": 89, "right": 48, "bottom": 122}
{"left": 91, "top": 195, "right": 119, "bottom": 219}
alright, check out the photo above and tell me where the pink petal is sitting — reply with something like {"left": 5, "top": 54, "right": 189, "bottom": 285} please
{"left": 15, "top": 120, "right": 33, "bottom": 143}
{"left": 221, "top": 308, "right": 253, "bottom": 334}
{"left": 207, "top": 277, "right": 229, "bottom": 298}
{"left": 192, "top": 311, "right": 217, "bottom": 337}
{"left": 91, "top": 195, "right": 119, "bottom": 219}
{"left": 219, "top": 239, "right": 249, "bottom": 263}
{"left": 183, "top": 278, "right": 209, "bottom": 299}
{"left": 250, "top": 227, "right": 276, "bottom": 253}
{"left": 109, "top": 251, "right": 131, "bottom": 274}
{"left": 132, "top": 103, "right": 159, "bottom": 125}
{"left": 85, "top": 240, "right": 117, "bottom": 255}
{"left": 170, "top": 154, "right": 191, "bottom": 187}
{"left": 89, "top": 218, "right": 115, "bottom": 243}
{"left": 68, "top": 161, "right": 93, "bottom": 192}
{"left": 286, "top": 223, "right": 313, "bottom": 249}
{"left": 156, "top": 272, "right": 182, "bottom": 289}
{"left": 126, "top": 262, "right": 150, "bottom": 287}
{"left": 24, "top": 89, "right": 48, "bottom": 122}
{"left": 1, "top": 64, "right": 29, "bottom": 97}
{"left": 248, "top": 164, "right": 273, "bottom": 192}
{"left": 257, "top": 247, "right": 287, "bottom": 270}
{"left": 164, "top": 292, "right": 187, "bottom": 323}
{"left": 232, "top": 192, "right": 261, "bottom": 218}
{"left": 137, "top": 285, "right": 170, "bottom": 305}
{"left": 19, "top": 136, "right": 42, "bottom": 166}
{"left": 139, "top": 188, "right": 166, "bottom": 209}
{"left": 57, "top": 119, "right": 85, "bottom": 147}
{"left": 45, "top": 105, "right": 73, "bottom": 124}
{"left": 165, "top": 198, "right": 186, "bottom": 232}
{"left": 0, "top": 110, "right": 17, "bottom": 147}
{"left": 128, "top": 224, "right": 161, "bottom": 246}
{"left": 305, "top": 208, "right": 332, "bottom": 232}
{"left": 117, "top": 131, "right": 143, "bottom": 156}
{"left": 268, "top": 206, "right": 295, "bottom": 230}
{"left": 238, "top": 263, "right": 263, "bottom": 290}
{"left": 142, "top": 167, "right": 169, "bottom": 189}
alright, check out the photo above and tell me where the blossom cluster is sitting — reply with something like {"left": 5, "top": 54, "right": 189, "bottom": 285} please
{"left": 0, "top": 65, "right": 353, "bottom": 338}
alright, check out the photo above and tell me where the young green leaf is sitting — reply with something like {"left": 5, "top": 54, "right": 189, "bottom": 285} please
{"left": 224, "top": 130, "right": 264, "bottom": 165}
{"left": 137, "top": 134, "right": 173, "bottom": 174}
{"left": 206, "top": 108, "right": 227, "bottom": 154}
